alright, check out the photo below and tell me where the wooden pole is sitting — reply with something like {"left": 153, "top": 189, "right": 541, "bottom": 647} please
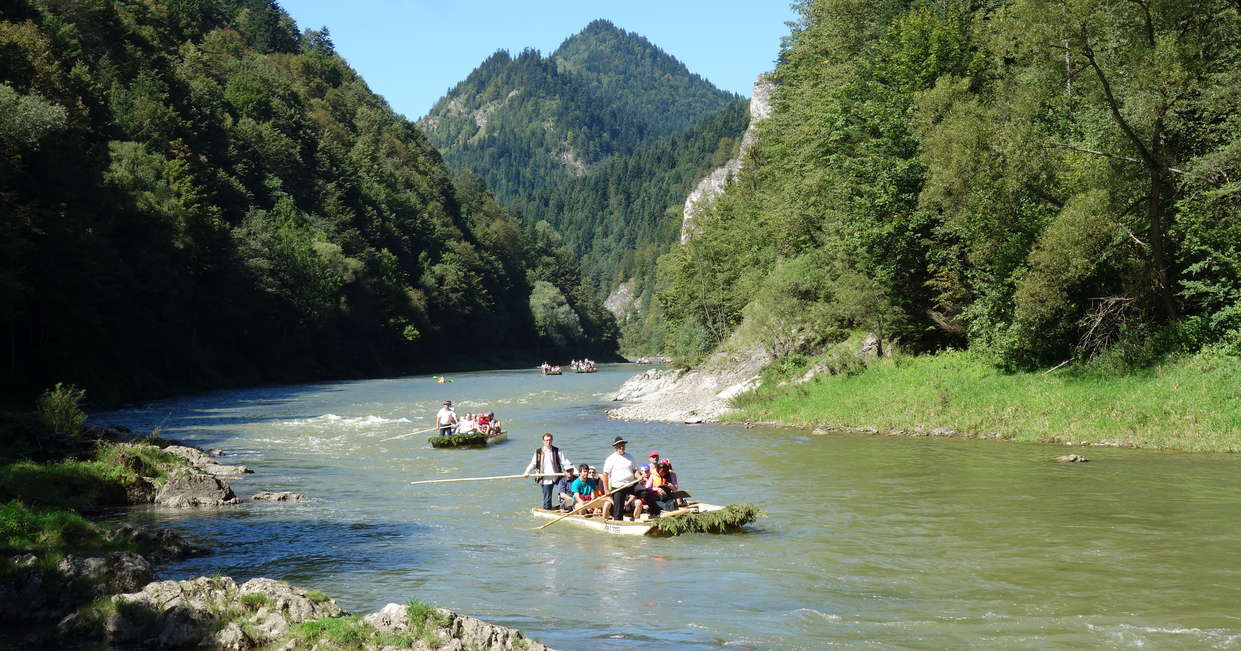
{"left": 533, "top": 480, "right": 638, "bottom": 530}
{"left": 409, "top": 473, "right": 564, "bottom": 486}
{"left": 379, "top": 426, "right": 441, "bottom": 443}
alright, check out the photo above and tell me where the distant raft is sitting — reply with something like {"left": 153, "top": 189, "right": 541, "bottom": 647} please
{"left": 541, "top": 368, "right": 562, "bottom": 375}
{"left": 428, "top": 427, "right": 507, "bottom": 448}
{"left": 530, "top": 503, "right": 762, "bottom": 537}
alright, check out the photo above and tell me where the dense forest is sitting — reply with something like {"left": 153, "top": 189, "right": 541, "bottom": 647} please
{"left": 655, "top": 0, "right": 1241, "bottom": 370}
{"left": 0, "top": 0, "right": 616, "bottom": 406}
{"left": 419, "top": 20, "right": 748, "bottom": 350}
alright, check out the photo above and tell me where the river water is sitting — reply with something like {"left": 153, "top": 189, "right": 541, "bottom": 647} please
{"left": 94, "top": 364, "right": 1241, "bottom": 649}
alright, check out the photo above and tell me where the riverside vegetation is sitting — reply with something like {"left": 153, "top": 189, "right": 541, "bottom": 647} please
{"left": 640, "top": 0, "right": 1241, "bottom": 451}
{"left": 2, "top": 384, "right": 548, "bottom": 649}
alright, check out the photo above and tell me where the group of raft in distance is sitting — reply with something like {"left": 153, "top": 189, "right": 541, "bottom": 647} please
{"left": 539, "top": 359, "right": 596, "bottom": 375}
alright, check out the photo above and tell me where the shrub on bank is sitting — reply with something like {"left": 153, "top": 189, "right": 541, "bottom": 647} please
{"left": 37, "top": 383, "right": 87, "bottom": 439}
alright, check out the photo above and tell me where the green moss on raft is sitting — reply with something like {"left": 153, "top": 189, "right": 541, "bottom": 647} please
{"left": 427, "top": 432, "right": 488, "bottom": 448}
{"left": 649, "top": 504, "right": 763, "bottom": 536}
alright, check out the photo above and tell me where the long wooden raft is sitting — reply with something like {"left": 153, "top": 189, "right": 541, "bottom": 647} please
{"left": 529, "top": 502, "right": 761, "bottom": 537}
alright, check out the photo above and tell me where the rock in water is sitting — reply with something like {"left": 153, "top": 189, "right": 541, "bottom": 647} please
{"left": 251, "top": 491, "right": 305, "bottom": 501}
{"left": 1050, "top": 454, "right": 1089, "bottom": 463}
{"left": 154, "top": 474, "right": 240, "bottom": 507}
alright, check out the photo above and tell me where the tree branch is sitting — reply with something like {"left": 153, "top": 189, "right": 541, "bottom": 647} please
{"left": 1047, "top": 141, "right": 1185, "bottom": 174}
{"left": 1078, "top": 35, "right": 1157, "bottom": 168}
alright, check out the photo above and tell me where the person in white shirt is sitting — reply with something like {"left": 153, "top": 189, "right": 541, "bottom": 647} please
{"left": 601, "top": 436, "right": 637, "bottom": 521}
{"left": 434, "top": 401, "right": 457, "bottom": 436}
{"left": 523, "top": 432, "right": 572, "bottom": 509}
{"left": 455, "top": 413, "right": 478, "bottom": 434}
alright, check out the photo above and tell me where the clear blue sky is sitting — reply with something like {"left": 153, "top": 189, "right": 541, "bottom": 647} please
{"left": 279, "top": 1, "right": 799, "bottom": 120}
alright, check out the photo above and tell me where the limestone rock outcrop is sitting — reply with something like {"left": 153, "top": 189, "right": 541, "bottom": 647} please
{"left": 608, "top": 344, "right": 771, "bottom": 423}
{"left": 680, "top": 75, "right": 776, "bottom": 244}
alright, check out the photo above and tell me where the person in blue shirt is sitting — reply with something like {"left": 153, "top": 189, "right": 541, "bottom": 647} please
{"left": 554, "top": 466, "right": 578, "bottom": 511}
{"left": 569, "top": 463, "right": 596, "bottom": 511}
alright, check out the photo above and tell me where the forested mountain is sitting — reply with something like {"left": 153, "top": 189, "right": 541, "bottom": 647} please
{"left": 656, "top": 0, "right": 1241, "bottom": 369}
{"left": 0, "top": 0, "right": 614, "bottom": 405}
{"left": 418, "top": 20, "right": 747, "bottom": 351}
{"left": 419, "top": 20, "right": 740, "bottom": 204}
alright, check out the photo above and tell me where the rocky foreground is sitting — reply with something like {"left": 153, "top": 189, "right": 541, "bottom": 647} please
{"left": 3, "top": 428, "right": 551, "bottom": 649}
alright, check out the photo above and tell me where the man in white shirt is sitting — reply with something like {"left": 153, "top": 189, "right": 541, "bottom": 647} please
{"left": 601, "top": 436, "right": 637, "bottom": 521}
{"left": 523, "top": 432, "right": 572, "bottom": 509}
{"left": 435, "top": 401, "right": 457, "bottom": 436}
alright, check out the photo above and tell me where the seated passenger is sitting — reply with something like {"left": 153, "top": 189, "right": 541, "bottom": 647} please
{"left": 653, "top": 458, "right": 682, "bottom": 511}
{"left": 455, "top": 413, "right": 477, "bottom": 434}
{"left": 570, "top": 463, "right": 597, "bottom": 513}
{"left": 628, "top": 466, "right": 653, "bottom": 520}
{"left": 555, "top": 466, "right": 578, "bottom": 511}
{"left": 476, "top": 412, "right": 491, "bottom": 433}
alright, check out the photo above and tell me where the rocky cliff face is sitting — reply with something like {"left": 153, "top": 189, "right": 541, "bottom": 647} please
{"left": 679, "top": 76, "right": 776, "bottom": 244}
{"left": 607, "top": 342, "right": 771, "bottom": 423}
{"left": 604, "top": 279, "right": 638, "bottom": 319}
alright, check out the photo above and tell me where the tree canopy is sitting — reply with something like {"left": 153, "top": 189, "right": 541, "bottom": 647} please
{"left": 655, "top": 0, "right": 1241, "bottom": 368}
{"left": 0, "top": 0, "right": 615, "bottom": 404}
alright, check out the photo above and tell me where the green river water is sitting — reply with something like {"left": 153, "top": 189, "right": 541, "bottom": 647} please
{"left": 95, "top": 364, "right": 1241, "bottom": 649}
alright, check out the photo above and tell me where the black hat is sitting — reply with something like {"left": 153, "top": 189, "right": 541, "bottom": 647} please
{"left": 611, "top": 436, "right": 628, "bottom": 447}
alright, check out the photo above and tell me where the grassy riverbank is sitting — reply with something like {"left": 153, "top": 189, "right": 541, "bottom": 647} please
{"left": 727, "top": 347, "right": 1241, "bottom": 452}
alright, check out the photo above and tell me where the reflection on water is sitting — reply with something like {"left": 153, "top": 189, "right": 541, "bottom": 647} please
{"left": 96, "top": 366, "right": 1241, "bottom": 650}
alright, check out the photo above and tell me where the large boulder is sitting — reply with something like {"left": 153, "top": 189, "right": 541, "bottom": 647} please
{"left": 81, "top": 576, "right": 345, "bottom": 648}
{"left": 154, "top": 474, "right": 240, "bottom": 507}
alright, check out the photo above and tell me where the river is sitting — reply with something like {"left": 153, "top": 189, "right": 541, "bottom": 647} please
{"left": 94, "top": 364, "right": 1241, "bottom": 649}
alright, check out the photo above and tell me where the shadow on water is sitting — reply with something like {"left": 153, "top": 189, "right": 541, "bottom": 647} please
{"left": 92, "top": 382, "right": 352, "bottom": 435}
{"left": 125, "top": 508, "right": 431, "bottom": 587}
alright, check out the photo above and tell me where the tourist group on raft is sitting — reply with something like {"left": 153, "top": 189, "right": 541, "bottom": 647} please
{"left": 434, "top": 400, "right": 501, "bottom": 437}
{"left": 522, "top": 433, "right": 685, "bottom": 521}
{"left": 538, "top": 359, "right": 596, "bottom": 373}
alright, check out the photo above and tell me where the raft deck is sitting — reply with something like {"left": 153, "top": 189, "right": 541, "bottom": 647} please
{"left": 532, "top": 502, "right": 756, "bottom": 536}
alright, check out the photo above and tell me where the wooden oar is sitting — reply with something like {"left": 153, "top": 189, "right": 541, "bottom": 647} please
{"left": 379, "top": 426, "right": 441, "bottom": 443}
{"left": 409, "top": 473, "right": 564, "bottom": 486}
{"left": 533, "top": 479, "right": 638, "bottom": 530}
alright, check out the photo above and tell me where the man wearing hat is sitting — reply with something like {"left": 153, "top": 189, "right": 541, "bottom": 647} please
{"left": 601, "top": 436, "right": 638, "bottom": 521}
{"left": 435, "top": 400, "right": 457, "bottom": 437}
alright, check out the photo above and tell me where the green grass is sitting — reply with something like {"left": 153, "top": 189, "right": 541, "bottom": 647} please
{"left": 728, "top": 348, "right": 1241, "bottom": 452}
{"left": 287, "top": 615, "right": 373, "bottom": 647}
{"left": 240, "top": 593, "right": 272, "bottom": 610}
{"left": 407, "top": 599, "right": 449, "bottom": 646}
{"left": 305, "top": 589, "right": 329, "bottom": 603}
{"left": 0, "top": 500, "right": 101, "bottom": 555}
{"left": 0, "top": 442, "right": 185, "bottom": 510}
